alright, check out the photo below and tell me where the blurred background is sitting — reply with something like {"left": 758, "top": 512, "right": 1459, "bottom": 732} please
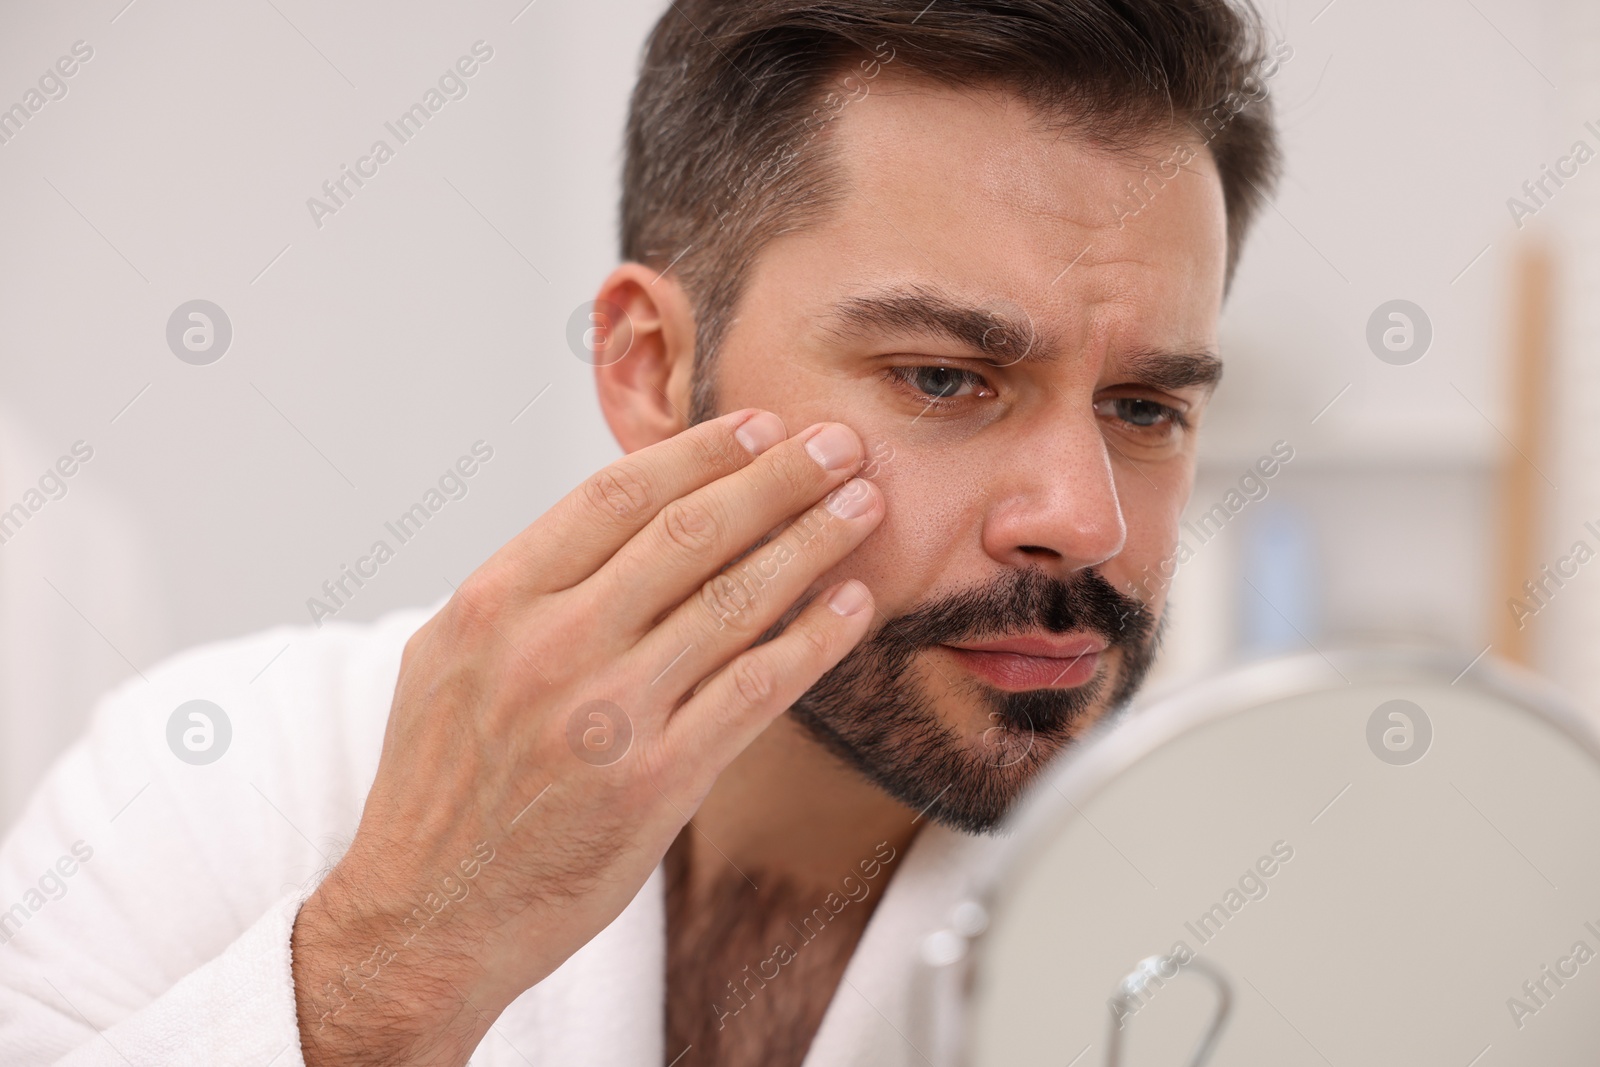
{"left": 0, "top": 0, "right": 1590, "bottom": 831}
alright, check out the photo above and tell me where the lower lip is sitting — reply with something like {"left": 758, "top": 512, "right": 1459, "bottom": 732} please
{"left": 942, "top": 647, "right": 1102, "bottom": 691}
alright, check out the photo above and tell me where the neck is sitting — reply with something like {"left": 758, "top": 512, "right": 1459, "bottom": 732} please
{"left": 662, "top": 717, "right": 926, "bottom": 1066}
{"left": 681, "top": 714, "right": 924, "bottom": 899}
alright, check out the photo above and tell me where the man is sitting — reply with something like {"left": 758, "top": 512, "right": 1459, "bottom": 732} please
{"left": 0, "top": 0, "right": 1280, "bottom": 1063}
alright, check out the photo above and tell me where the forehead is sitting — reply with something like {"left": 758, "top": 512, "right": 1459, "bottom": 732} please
{"left": 746, "top": 69, "right": 1229, "bottom": 361}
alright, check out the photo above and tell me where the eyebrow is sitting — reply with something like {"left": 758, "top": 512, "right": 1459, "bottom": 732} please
{"left": 1120, "top": 347, "right": 1225, "bottom": 391}
{"left": 819, "top": 285, "right": 1050, "bottom": 366}
{"left": 818, "top": 284, "right": 1224, "bottom": 391}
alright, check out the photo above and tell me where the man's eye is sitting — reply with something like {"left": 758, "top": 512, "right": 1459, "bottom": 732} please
{"left": 893, "top": 366, "right": 990, "bottom": 400}
{"left": 1095, "top": 397, "right": 1185, "bottom": 429}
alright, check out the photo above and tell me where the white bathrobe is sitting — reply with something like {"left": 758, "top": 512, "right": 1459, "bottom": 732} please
{"left": 0, "top": 604, "right": 986, "bottom": 1066}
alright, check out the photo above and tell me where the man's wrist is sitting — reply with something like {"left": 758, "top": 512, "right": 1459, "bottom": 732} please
{"left": 291, "top": 863, "right": 495, "bottom": 1067}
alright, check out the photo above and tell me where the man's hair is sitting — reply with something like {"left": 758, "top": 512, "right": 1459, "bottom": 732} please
{"left": 621, "top": 0, "right": 1281, "bottom": 416}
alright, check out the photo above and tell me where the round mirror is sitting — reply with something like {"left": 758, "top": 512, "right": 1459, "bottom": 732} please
{"left": 914, "top": 649, "right": 1600, "bottom": 1066}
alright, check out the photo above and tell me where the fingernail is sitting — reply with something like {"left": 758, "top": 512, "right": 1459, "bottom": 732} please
{"left": 734, "top": 411, "right": 786, "bottom": 455}
{"left": 804, "top": 424, "right": 861, "bottom": 471}
{"left": 824, "top": 478, "right": 875, "bottom": 519}
{"left": 828, "top": 580, "right": 870, "bottom": 616}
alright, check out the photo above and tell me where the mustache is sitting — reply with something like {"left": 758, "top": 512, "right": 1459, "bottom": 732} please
{"left": 874, "top": 566, "right": 1152, "bottom": 654}
{"left": 781, "top": 565, "right": 1163, "bottom": 835}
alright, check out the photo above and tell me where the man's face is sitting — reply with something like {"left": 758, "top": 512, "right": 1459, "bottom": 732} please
{"left": 702, "top": 71, "right": 1228, "bottom": 832}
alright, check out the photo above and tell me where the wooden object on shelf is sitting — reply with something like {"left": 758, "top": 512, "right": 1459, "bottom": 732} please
{"left": 1494, "top": 242, "right": 1552, "bottom": 665}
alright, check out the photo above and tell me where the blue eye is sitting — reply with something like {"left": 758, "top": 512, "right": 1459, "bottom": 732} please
{"left": 1096, "top": 397, "right": 1183, "bottom": 428}
{"left": 895, "top": 366, "right": 988, "bottom": 399}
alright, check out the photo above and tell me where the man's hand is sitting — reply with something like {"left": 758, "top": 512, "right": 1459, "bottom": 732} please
{"left": 290, "top": 410, "right": 883, "bottom": 1066}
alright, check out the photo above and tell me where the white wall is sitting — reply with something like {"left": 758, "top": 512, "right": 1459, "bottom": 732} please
{"left": 0, "top": 0, "right": 661, "bottom": 825}
{"left": 1540, "top": 0, "right": 1600, "bottom": 705}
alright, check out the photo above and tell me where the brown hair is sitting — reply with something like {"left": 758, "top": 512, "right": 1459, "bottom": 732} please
{"left": 621, "top": 0, "right": 1282, "bottom": 418}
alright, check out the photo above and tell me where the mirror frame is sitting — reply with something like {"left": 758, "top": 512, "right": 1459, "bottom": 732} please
{"left": 909, "top": 646, "right": 1600, "bottom": 1066}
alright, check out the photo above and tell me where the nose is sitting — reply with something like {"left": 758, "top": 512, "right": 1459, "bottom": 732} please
{"left": 980, "top": 416, "right": 1127, "bottom": 574}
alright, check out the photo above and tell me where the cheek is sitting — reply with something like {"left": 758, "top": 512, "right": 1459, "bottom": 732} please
{"left": 839, "top": 442, "right": 998, "bottom": 604}
{"left": 799, "top": 439, "right": 990, "bottom": 617}
{"left": 1104, "top": 467, "right": 1193, "bottom": 605}
{"left": 706, "top": 327, "right": 856, "bottom": 428}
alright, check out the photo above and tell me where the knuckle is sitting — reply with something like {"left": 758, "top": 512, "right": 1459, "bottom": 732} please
{"left": 450, "top": 573, "right": 510, "bottom": 632}
{"left": 745, "top": 537, "right": 800, "bottom": 591}
{"left": 586, "top": 464, "right": 653, "bottom": 523}
{"left": 660, "top": 501, "right": 719, "bottom": 554}
{"left": 799, "top": 619, "right": 835, "bottom": 660}
{"left": 770, "top": 449, "right": 820, "bottom": 499}
{"left": 689, "top": 429, "right": 736, "bottom": 473}
{"left": 729, "top": 656, "right": 776, "bottom": 708}
{"left": 700, "top": 571, "right": 756, "bottom": 629}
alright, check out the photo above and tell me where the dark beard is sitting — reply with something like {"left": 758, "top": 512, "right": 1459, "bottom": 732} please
{"left": 784, "top": 567, "right": 1160, "bottom": 835}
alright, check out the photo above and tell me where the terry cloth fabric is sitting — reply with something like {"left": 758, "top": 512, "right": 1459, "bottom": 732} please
{"left": 0, "top": 603, "right": 983, "bottom": 1066}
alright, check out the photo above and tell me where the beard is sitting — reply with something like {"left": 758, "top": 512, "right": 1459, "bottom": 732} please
{"left": 782, "top": 566, "right": 1161, "bottom": 835}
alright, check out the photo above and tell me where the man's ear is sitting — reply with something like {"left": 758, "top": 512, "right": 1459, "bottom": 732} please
{"left": 590, "top": 263, "right": 698, "bottom": 454}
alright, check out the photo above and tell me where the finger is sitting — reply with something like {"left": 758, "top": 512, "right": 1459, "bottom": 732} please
{"left": 633, "top": 475, "right": 883, "bottom": 692}
{"left": 663, "top": 579, "right": 875, "bottom": 775}
{"left": 480, "top": 408, "right": 788, "bottom": 595}
{"left": 586, "top": 422, "right": 867, "bottom": 633}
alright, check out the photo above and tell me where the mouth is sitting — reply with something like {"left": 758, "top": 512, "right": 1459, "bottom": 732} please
{"left": 939, "top": 634, "right": 1108, "bottom": 692}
